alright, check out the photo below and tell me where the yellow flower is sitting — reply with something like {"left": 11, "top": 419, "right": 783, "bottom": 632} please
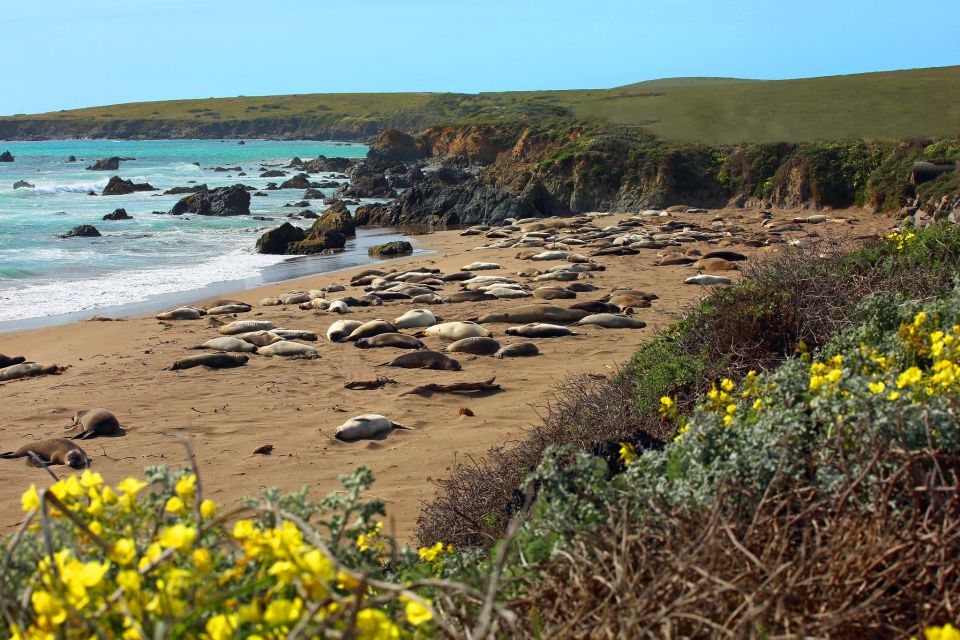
{"left": 192, "top": 548, "right": 212, "bottom": 571}
{"left": 418, "top": 542, "right": 444, "bottom": 562}
{"left": 618, "top": 442, "right": 638, "bottom": 465}
{"left": 21, "top": 485, "right": 40, "bottom": 512}
{"left": 238, "top": 602, "right": 261, "bottom": 624}
{"left": 887, "top": 391, "right": 901, "bottom": 401}
{"left": 200, "top": 499, "right": 217, "bottom": 519}
{"left": 79, "top": 469, "right": 103, "bottom": 490}
{"left": 165, "top": 496, "right": 186, "bottom": 515}
{"left": 659, "top": 396, "right": 674, "bottom": 410}
{"left": 205, "top": 613, "right": 238, "bottom": 640}
{"left": 31, "top": 591, "right": 67, "bottom": 628}
{"left": 232, "top": 520, "right": 256, "bottom": 540}
{"left": 158, "top": 524, "right": 197, "bottom": 552}
{"left": 896, "top": 366, "right": 923, "bottom": 388}
{"left": 722, "top": 415, "right": 733, "bottom": 426}
{"left": 268, "top": 560, "right": 298, "bottom": 585}
{"left": 175, "top": 474, "right": 196, "bottom": 499}
{"left": 101, "top": 486, "right": 118, "bottom": 505}
{"left": 118, "top": 477, "right": 147, "bottom": 496}
{"left": 403, "top": 597, "right": 433, "bottom": 626}
{"left": 868, "top": 381, "right": 886, "bottom": 394}
{"left": 303, "top": 549, "right": 333, "bottom": 579}
{"left": 116, "top": 570, "right": 141, "bottom": 593}
{"left": 356, "top": 609, "right": 401, "bottom": 640}
{"left": 914, "top": 311, "right": 927, "bottom": 327}
{"left": 752, "top": 399, "right": 763, "bottom": 411}
{"left": 88, "top": 521, "right": 103, "bottom": 536}
{"left": 87, "top": 496, "right": 104, "bottom": 517}
{"left": 926, "top": 624, "right": 960, "bottom": 640}
{"left": 263, "top": 598, "right": 303, "bottom": 626}
{"left": 720, "top": 378, "right": 735, "bottom": 392}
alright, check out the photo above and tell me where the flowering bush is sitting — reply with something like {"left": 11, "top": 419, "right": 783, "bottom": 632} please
{"left": 1, "top": 464, "right": 504, "bottom": 639}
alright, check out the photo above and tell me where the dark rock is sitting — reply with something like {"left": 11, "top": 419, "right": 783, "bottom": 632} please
{"left": 300, "top": 210, "right": 318, "bottom": 219}
{"left": 912, "top": 161, "right": 956, "bottom": 185}
{"left": 0, "top": 151, "right": 14, "bottom": 162}
{"left": 238, "top": 140, "right": 246, "bottom": 145}
{"left": 102, "top": 176, "right": 157, "bottom": 196}
{"left": 301, "top": 156, "right": 355, "bottom": 173}
{"left": 368, "top": 241, "right": 413, "bottom": 258}
{"left": 287, "top": 231, "right": 347, "bottom": 255}
{"left": 13, "top": 180, "right": 34, "bottom": 189}
{"left": 353, "top": 204, "right": 392, "bottom": 227}
{"left": 310, "top": 204, "right": 356, "bottom": 237}
{"left": 66, "top": 155, "right": 77, "bottom": 162}
{"left": 253, "top": 192, "right": 268, "bottom": 197}
{"left": 430, "top": 166, "right": 472, "bottom": 185}
{"left": 279, "top": 173, "right": 312, "bottom": 189}
{"left": 337, "top": 164, "right": 397, "bottom": 198}
{"left": 164, "top": 184, "right": 207, "bottom": 195}
{"left": 169, "top": 184, "right": 250, "bottom": 216}
{"left": 264, "top": 182, "right": 279, "bottom": 191}
{"left": 287, "top": 157, "right": 303, "bottom": 168}
{"left": 260, "top": 170, "right": 287, "bottom": 178}
{"left": 60, "top": 225, "right": 101, "bottom": 238}
{"left": 238, "top": 172, "right": 247, "bottom": 176}
{"left": 86, "top": 157, "right": 123, "bottom": 171}
{"left": 367, "top": 129, "right": 425, "bottom": 165}
{"left": 389, "top": 180, "right": 534, "bottom": 226}
{"left": 255, "top": 222, "right": 306, "bottom": 254}
{"left": 103, "top": 208, "right": 132, "bottom": 221}
{"left": 314, "top": 180, "right": 341, "bottom": 189}
{"left": 303, "top": 188, "right": 325, "bottom": 200}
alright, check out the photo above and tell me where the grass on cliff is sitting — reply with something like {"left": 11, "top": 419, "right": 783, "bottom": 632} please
{"left": 5, "top": 65, "right": 960, "bottom": 144}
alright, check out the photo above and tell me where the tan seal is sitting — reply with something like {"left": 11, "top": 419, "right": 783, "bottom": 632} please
{"left": 1, "top": 438, "right": 90, "bottom": 468}
{"left": 66, "top": 408, "right": 124, "bottom": 439}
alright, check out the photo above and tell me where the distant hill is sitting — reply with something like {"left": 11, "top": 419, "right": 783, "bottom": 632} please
{"left": 2, "top": 66, "right": 958, "bottom": 144}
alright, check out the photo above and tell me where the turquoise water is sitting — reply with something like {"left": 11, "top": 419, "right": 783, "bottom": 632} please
{"left": 0, "top": 139, "right": 410, "bottom": 330}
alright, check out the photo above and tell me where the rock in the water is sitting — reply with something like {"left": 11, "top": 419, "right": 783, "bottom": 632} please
{"left": 369, "top": 241, "right": 413, "bottom": 258}
{"left": 0, "top": 151, "right": 14, "bottom": 162}
{"left": 164, "top": 184, "right": 207, "bottom": 195}
{"left": 256, "top": 222, "right": 306, "bottom": 254}
{"left": 170, "top": 185, "right": 250, "bottom": 216}
{"left": 102, "top": 176, "right": 157, "bottom": 196}
{"left": 337, "top": 167, "right": 396, "bottom": 198}
{"left": 301, "top": 156, "right": 355, "bottom": 173}
{"left": 287, "top": 231, "right": 347, "bottom": 255}
{"left": 86, "top": 157, "right": 122, "bottom": 171}
{"left": 13, "top": 180, "right": 34, "bottom": 189}
{"left": 260, "top": 170, "right": 287, "bottom": 178}
{"left": 279, "top": 173, "right": 312, "bottom": 190}
{"left": 103, "top": 208, "right": 132, "bottom": 221}
{"left": 310, "top": 203, "right": 356, "bottom": 237}
{"left": 66, "top": 155, "right": 77, "bottom": 162}
{"left": 60, "top": 225, "right": 101, "bottom": 238}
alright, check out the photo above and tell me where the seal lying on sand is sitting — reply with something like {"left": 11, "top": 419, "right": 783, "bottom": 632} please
{"left": 495, "top": 342, "right": 540, "bottom": 358}
{"left": 257, "top": 341, "right": 319, "bottom": 358}
{"left": 446, "top": 337, "right": 501, "bottom": 355}
{"left": 0, "top": 362, "right": 62, "bottom": 382}
{"left": 167, "top": 353, "right": 249, "bottom": 371}
{"left": 505, "top": 323, "right": 579, "bottom": 338}
{"left": 1, "top": 438, "right": 89, "bottom": 468}
{"left": 347, "top": 320, "right": 397, "bottom": 341}
{"left": 474, "top": 304, "right": 588, "bottom": 325}
{"left": 575, "top": 314, "right": 647, "bottom": 329}
{"left": 194, "top": 337, "right": 258, "bottom": 353}
{"left": 236, "top": 331, "right": 284, "bottom": 347}
{"left": 219, "top": 320, "right": 275, "bottom": 335}
{"left": 393, "top": 309, "right": 437, "bottom": 329}
{"left": 419, "top": 321, "right": 490, "bottom": 341}
{"left": 355, "top": 333, "right": 424, "bottom": 350}
{"left": 0, "top": 354, "right": 25, "bottom": 368}
{"left": 327, "top": 320, "right": 363, "bottom": 342}
{"left": 380, "top": 350, "right": 462, "bottom": 371}
{"left": 66, "top": 408, "right": 124, "bottom": 439}
{"left": 156, "top": 307, "right": 204, "bottom": 321}
{"left": 334, "top": 414, "right": 411, "bottom": 442}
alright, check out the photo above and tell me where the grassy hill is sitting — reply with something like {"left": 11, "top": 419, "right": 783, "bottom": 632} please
{"left": 2, "top": 66, "right": 959, "bottom": 143}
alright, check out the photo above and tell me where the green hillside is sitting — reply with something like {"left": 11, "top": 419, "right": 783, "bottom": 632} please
{"left": 2, "top": 66, "right": 959, "bottom": 144}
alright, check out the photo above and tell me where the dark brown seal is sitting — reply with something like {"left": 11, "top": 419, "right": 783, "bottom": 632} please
{"left": 446, "top": 337, "right": 501, "bottom": 356}
{"left": 380, "top": 350, "right": 462, "bottom": 371}
{"left": 0, "top": 354, "right": 25, "bottom": 368}
{"left": 167, "top": 352, "right": 249, "bottom": 371}
{"left": 495, "top": 342, "right": 541, "bottom": 358}
{"left": 1, "top": 438, "right": 90, "bottom": 469}
{"left": 355, "top": 333, "right": 424, "bottom": 350}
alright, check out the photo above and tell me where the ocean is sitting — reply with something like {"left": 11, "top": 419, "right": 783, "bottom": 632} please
{"left": 0, "top": 139, "right": 415, "bottom": 332}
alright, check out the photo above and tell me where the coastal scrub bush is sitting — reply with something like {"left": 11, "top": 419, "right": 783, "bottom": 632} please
{"left": 0, "top": 463, "right": 514, "bottom": 639}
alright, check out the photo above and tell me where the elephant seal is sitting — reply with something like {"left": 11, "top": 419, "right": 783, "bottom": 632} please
{"left": 327, "top": 320, "right": 363, "bottom": 342}
{"left": 685, "top": 274, "right": 733, "bottom": 285}
{"left": 393, "top": 309, "right": 437, "bottom": 329}
{"left": 0, "top": 354, "right": 25, "bottom": 368}
{"left": 196, "top": 337, "right": 258, "bottom": 353}
{"left": 571, "top": 300, "right": 621, "bottom": 314}
{"left": 156, "top": 307, "right": 204, "bottom": 321}
{"left": 381, "top": 350, "right": 462, "bottom": 371}
{"left": 445, "top": 291, "right": 495, "bottom": 304}
{"left": 203, "top": 299, "right": 249, "bottom": 310}
{"left": 66, "top": 408, "right": 123, "bottom": 439}
{"left": 702, "top": 250, "right": 747, "bottom": 262}
{"left": 693, "top": 258, "right": 739, "bottom": 272}
{"left": 575, "top": 314, "right": 647, "bottom": 329}
{"left": 411, "top": 293, "right": 444, "bottom": 305}
{"left": 1, "top": 438, "right": 89, "bottom": 469}
{"left": 257, "top": 341, "right": 319, "bottom": 358}
{"left": 206, "top": 303, "right": 252, "bottom": 315}
{"left": 474, "top": 304, "right": 588, "bottom": 325}
{"left": 219, "top": 320, "right": 275, "bottom": 335}
{"left": 355, "top": 333, "right": 424, "bottom": 350}
{"left": 334, "top": 414, "right": 411, "bottom": 442}
{"left": 495, "top": 342, "right": 540, "bottom": 358}
{"left": 420, "top": 321, "right": 491, "bottom": 341}
{"left": 0, "top": 362, "right": 62, "bottom": 382}
{"left": 446, "top": 337, "right": 501, "bottom": 355}
{"left": 278, "top": 291, "right": 312, "bottom": 305}
{"left": 347, "top": 320, "right": 397, "bottom": 342}
{"left": 357, "top": 294, "right": 384, "bottom": 306}
{"left": 328, "top": 300, "right": 350, "bottom": 314}
{"left": 260, "top": 297, "right": 281, "bottom": 306}
{"left": 167, "top": 352, "right": 249, "bottom": 371}
{"left": 236, "top": 331, "right": 284, "bottom": 347}
{"left": 272, "top": 329, "right": 318, "bottom": 341}
{"left": 461, "top": 262, "right": 501, "bottom": 271}
{"left": 505, "top": 323, "right": 579, "bottom": 338}
{"left": 533, "top": 288, "right": 576, "bottom": 300}
{"left": 566, "top": 282, "right": 598, "bottom": 293}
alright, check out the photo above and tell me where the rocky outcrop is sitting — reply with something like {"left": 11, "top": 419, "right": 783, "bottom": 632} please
{"left": 86, "top": 157, "right": 123, "bottom": 171}
{"left": 388, "top": 180, "right": 534, "bottom": 226}
{"left": 60, "top": 225, "right": 101, "bottom": 238}
{"left": 0, "top": 151, "right": 13, "bottom": 162}
{"left": 103, "top": 208, "right": 132, "bottom": 221}
{"left": 169, "top": 184, "right": 250, "bottom": 216}
{"left": 301, "top": 156, "right": 356, "bottom": 173}
{"left": 260, "top": 170, "right": 287, "bottom": 178}
{"left": 13, "top": 180, "right": 34, "bottom": 189}
{"left": 287, "top": 231, "right": 347, "bottom": 255}
{"left": 337, "top": 166, "right": 396, "bottom": 198}
{"left": 367, "top": 129, "right": 425, "bottom": 165}
{"left": 368, "top": 241, "right": 412, "bottom": 258}
{"left": 279, "top": 174, "right": 312, "bottom": 189}
{"left": 102, "top": 176, "right": 157, "bottom": 196}
{"left": 164, "top": 184, "right": 207, "bottom": 195}
{"left": 255, "top": 222, "right": 306, "bottom": 254}
{"left": 310, "top": 202, "right": 356, "bottom": 237}
{"left": 354, "top": 204, "right": 393, "bottom": 227}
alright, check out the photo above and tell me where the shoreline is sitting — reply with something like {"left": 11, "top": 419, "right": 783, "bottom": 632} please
{"left": 0, "top": 207, "right": 892, "bottom": 542}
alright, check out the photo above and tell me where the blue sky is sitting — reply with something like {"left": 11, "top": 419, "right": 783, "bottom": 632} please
{"left": 2, "top": 0, "right": 957, "bottom": 115}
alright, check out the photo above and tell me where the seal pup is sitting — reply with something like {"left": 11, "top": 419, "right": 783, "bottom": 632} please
{"left": 575, "top": 314, "right": 647, "bottom": 329}
{"left": 505, "top": 323, "right": 579, "bottom": 338}
{"left": 347, "top": 320, "right": 397, "bottom": 342}
{"left": 355, "top": 334, "right": 424, "bottom": 350}
{"left": 66, "top": 408, "right": 124, "bottom": 439}
{"left": 0, "top": 354, "right": 25, "bottom": 368}
{"left": 156, "top": 307, "right": 204, "bottom": 321}
{"left": 167, "top": 352, "right": 249, "bottom": 371}
{"left": 393, "top": 309, "right": 437, "bottom": 329}
{"left": 219, "top": 320, "right": 275, "bottom": 335}
{"left": 495, "top": 342, "right": 540, "bottom": 358}
{"left": 327, "top": 320, "right": 363, "bottom": 342}
{"left": 1, "top": 438, "right": 90, "bottom": 469}
{"left": 446, "top": 337, "right": 501, "bottom": 356}
{"left": 420, "top": 321, "right": 491, "bottom": 341}
{"left": 684, "top": 274, "right": 733, "bottom": 285}
{"left": 334, "top": 414, "right": 411, "bottom": 442}
{"left": 272, "top": 329, "right": 318, "bottom": 341}
{"left": 195, "top": 337, "right": 258, "bottom": 353}
{"left": 0, "top": 362, "right": 62, "bottom": 382}
{"left": 328, "top": 300, "right": 350, "bottom": 314}
{"left": 236, "top": 331, "right": 284, "bottom": 347}
{"left": 380, "top": 350, "right": 462, "bottom": 371}
{"left": 257, "top": 341, "right": 319, "bottom": 358}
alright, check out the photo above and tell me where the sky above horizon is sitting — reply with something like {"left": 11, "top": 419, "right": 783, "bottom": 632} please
{"left": 2, "top": 0, "right": 958, "bottom": 115}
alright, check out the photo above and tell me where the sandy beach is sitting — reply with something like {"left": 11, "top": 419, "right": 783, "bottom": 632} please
{"left": 0, "top": 207, "right": 891, "bottom": 542}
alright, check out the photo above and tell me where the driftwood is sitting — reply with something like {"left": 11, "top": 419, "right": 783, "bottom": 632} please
{"left": 402, "top": 376, "right": 502, "bottom": 396}
{"left": 344, "top": 377, "right": 397, "bottom": 391}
